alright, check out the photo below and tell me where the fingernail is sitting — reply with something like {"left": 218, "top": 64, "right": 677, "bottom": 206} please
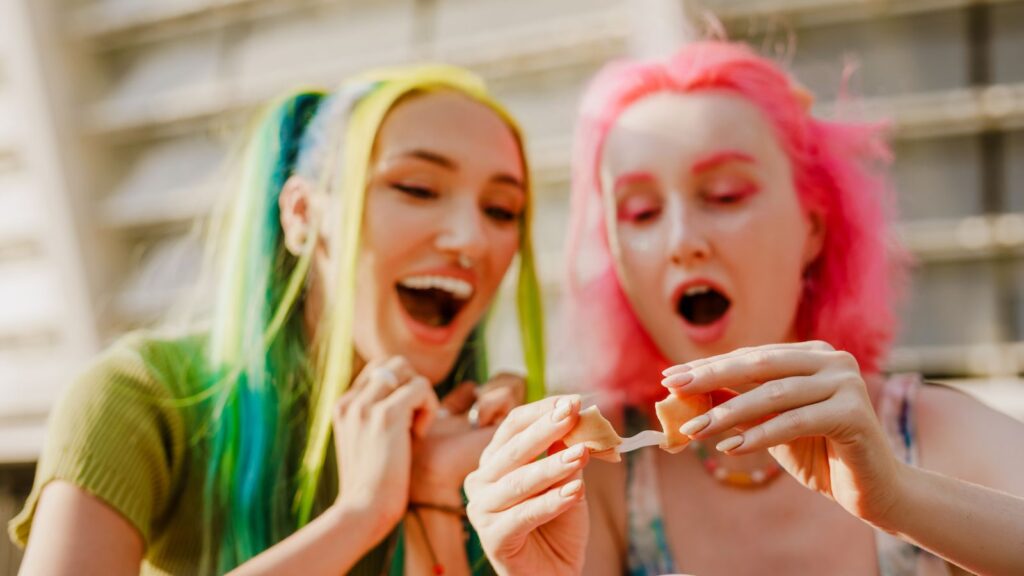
{"left": 560, "top": 479, "right": 583, "bottom": 497}
{"left": 561, "top": 444, "right": 585, "bottom": 463}
{"left": 662, "top": 372, "right": 694, "bottom": 388}
{"left": 552, "top": 396, "right": 577, "bottom": 422}
{"left": 679, "top": 414, "right": 711, "bottom": 437}
{"left": 662, "top": 365, "right": 692, "bottom": 378}
{"left": 716, "top": 435, "right": 744, "bottom": 452}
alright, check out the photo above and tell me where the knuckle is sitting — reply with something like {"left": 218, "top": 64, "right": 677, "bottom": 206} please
{"left": 701, "top": 363, "right": 719, "bottom": 380}
{"left": 464, "top": 472, "right": 480, "bottom": 495}
{"left": 507, "top": 404, "right": 529, "bottom": 423}
{"left": 838, "top": 351, "right": 860, "bottom": 371}
{"left": 782, "top": 410, "right": 805, "bottom": 434}
{"left": 811, "top": 340, "right": 834, "bottom": 351}
{"left": 465, "top": 497, "right": 481, "bottom": 519}
{"left": 765, "top": 379, "right": 788, "bottom": 403}
{"left": 503, "top": 442, "right": 526, "bottom": 466}
{"left": 751, "top": 351, "right": 773, "bottom": 368}
{"left": 786, "top": 407, "right": 802, "bottom": 430}
{"left": 350, "top": 401, "right": 370, "bottom": 421}
{"left": 502, "top": 474, "right": 528, "bottom": 499}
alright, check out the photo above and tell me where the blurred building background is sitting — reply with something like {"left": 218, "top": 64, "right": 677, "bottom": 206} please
{"left": 1, "top": 0, "right": 1023, "bottom": 571}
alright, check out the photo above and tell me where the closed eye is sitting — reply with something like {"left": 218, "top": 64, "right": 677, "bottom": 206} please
{"left": 391, "top": 183, "right": 438, "bottom": 200}
{"left": 484, "top": 205, "right": 520, "bottom": 223}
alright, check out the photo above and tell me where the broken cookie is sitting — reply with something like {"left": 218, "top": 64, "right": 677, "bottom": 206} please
{"left": 563, "top": 405, "right": 623, "bottom": 462}
{"left": 655, "top": 393, "right": 712, "bottom": 453}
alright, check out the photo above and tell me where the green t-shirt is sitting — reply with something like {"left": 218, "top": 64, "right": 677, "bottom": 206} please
{"left": 7, "top": 332, "right": 398, "bottom": 575}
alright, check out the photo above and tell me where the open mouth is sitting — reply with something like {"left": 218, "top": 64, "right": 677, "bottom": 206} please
{"left": 676, "top": 284, "right": 731, "bottom": 326}
{"left": 396, "top": 275, "right": 474, "bottom": 328}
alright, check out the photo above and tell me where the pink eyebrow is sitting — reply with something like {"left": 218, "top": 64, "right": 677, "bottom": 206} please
{"left": 690, "top": 151, "right": 755, "bottom": 175}
{"left": 613, "top": 171, "right": 655, "bottom": 191}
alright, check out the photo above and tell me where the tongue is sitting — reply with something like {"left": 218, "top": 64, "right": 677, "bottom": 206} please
{"left": 679, "top": 291, "right": 730, "bottom": 326}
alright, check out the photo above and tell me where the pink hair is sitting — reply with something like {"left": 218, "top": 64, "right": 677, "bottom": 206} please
{"left": 564, "top": 41, "right": 905, "bottom": 403}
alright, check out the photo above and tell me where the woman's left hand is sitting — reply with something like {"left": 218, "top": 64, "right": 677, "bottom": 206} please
{"left": 662, "top": 340, "right": 902, "bottom": 524}
{"left": 409, "top": 373, "right": 526, "bottom": 507}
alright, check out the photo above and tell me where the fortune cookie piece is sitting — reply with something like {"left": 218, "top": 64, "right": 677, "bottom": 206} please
{"left": 655, "top": 393, "right": 712, "bottom": 454}
{"left": 563, "top": 405, "right": 623, "bottom": 462}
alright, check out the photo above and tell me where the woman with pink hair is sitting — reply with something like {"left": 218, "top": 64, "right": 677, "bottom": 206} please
{"left": 464, "top": 41, "right": 1024, "bottom": 575}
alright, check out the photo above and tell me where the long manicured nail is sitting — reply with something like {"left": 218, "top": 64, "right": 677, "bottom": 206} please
{"left": 560, "top": 479, "right": 583, "bottom": 497}
{"left": 552, "top": 396, "right": 577, "bottom": 422}
{"left": 716, "top": 435, "right": 744, "bottom": 452}
{"left": 662, "top": 364, "right": 692, "bottom": 377}
{"left": 561, "top": 444, "right": 585, "bottom": 463}
{"left": 662, "top": 371, "right": 695, "bottom": 388}
{"left": 679, "top": 414, "right": 711, "bottom": 437}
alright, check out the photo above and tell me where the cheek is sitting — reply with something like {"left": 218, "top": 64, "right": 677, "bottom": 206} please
{"left": 611, "top": 227, "right": 671, "bottom": 332}
{"left": 363, "top": 192, "right": 431, "bottom": 268}
{"left": 725, "top": 211, "right": 810, "bottom": 336}
{"left": 613, "top": 225, "right": 667, "bottom": 295}
{"left": 484, "top": 228, "right": 520, "bottom": 288}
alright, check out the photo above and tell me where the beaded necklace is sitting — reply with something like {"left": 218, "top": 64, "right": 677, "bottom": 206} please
{"left": 690, "top": 440, "right": 783, "bottom": 488}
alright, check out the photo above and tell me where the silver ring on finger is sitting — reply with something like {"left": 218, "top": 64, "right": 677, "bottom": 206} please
{"left": 467, "top": 404, "right": 481, "bottom": 430}
{"left": 372, "top": 366, "right": 399, "bottom": 390}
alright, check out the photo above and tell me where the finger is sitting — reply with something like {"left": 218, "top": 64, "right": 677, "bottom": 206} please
{"left": 474, "top": 386, "right": 517, "bottom": 427}
{"left": 680, "top": 376, "right": 833, "bottom": 439}
{"left": 483, "top": 395, "right": 578, "bottom": 459}
{"left": 486, "top": 471, "right": 585, "bottom": 544}
{"left": 347, "top": 359, "right": 384, "bottom": 394}
{"left": 713, "top": 401, "right": 843, "bottom": 455}
{"left": 380, "top": 375, "right": 439, "bottom": 437}
{"left": 355, "top": 356, "right": 420, "bottom": 406}
{"left": 662, "top": 341, "right": 831, "bottom": 378}
{"left": 481, "top": 372, "right": 526, "bottom": 403}
{"left": 479, "top": 397, "right": 581, "bottom": 481}
{"left": 662, "top": 348, "right": 837, "bottom": 394}
{"left": 333, "top": 387, "right": 359, "bottom": 420}
{"left": 474, "top": 444, "right": 589, "bottom": 513}
{"left": 442, "top": 381, "right": 478, "bottom": 414}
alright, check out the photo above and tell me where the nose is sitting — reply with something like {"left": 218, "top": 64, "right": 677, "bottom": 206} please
{"left": 667, "top": 196, "right": 711, "bottom": 267}
{"left": 435, "top": 196, "right": 487, "bottom": 263}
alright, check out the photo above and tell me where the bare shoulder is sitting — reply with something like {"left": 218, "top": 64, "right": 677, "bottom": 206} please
{"left": 915, "top": 382, "right": 1024, "bottom": 494}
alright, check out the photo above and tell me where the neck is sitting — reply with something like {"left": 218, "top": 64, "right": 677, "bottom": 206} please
{"left": 300, "top": 268, "right": 365, "bottom": 387}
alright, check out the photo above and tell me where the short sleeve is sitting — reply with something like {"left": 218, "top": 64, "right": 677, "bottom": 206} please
{"left": 8, "top": 336, "right": 187, "bottom": 548}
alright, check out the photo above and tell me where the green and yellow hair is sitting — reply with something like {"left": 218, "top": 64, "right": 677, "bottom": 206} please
{"left": 195, "top": 64, "right": 545, "bottom": 571}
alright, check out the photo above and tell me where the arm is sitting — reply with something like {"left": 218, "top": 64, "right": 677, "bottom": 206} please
{"left": 876, "top": 462, "right": 1024, "bottom": 576}
{"left": 230, "top": 356, "right": 440, "bottom": 575}
{"left": 228, "top": 501, "right": 390, "bottom": 576}
{"left": 662, "top": 342, "right": 1024, "bottom": 576}
{"left": 18, "top": 482, "right": 143, "bottom": 576}
{"left": 873, "top": 383, "right": 1024, "bottom": 576}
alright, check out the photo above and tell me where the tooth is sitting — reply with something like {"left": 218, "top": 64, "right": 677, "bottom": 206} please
{"left": 686, "top": 285, "right": 710, "bottom": 297}
{"left": 399, "top": 275, "right": 474, "bottom": 299}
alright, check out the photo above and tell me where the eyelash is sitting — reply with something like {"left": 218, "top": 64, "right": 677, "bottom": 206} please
{"left": 393, "top": 182, "right": 520, "bottom": 223}
{"left": 701, "top": 181, "right": 759, "bottom": 205}
{"left": 485, "top": 206, "right": 520, "bottom": 223}
{"left": 391, "top": 183, "right": 438, "bottom": 200}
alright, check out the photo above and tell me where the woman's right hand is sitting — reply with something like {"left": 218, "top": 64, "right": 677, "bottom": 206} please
{"left": 465, "top": 395, "right": 590, "bottom": 576}
{"left": 332, "top": 356, "right": 439, "bottom": 544}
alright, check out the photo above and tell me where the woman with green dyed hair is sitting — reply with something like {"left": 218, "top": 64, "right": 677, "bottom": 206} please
{"left": 10, "top": 64, "right": 546, "bottom": 575}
